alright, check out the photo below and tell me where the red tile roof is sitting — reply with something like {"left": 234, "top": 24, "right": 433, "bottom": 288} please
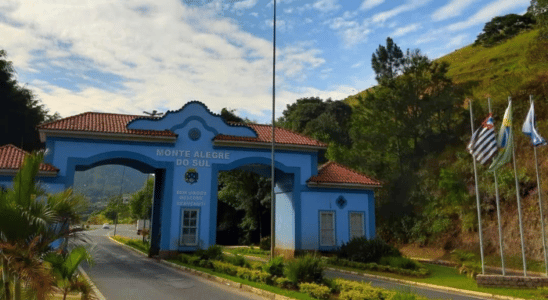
{"left": 0, "top": 144, "right": 59, "bottom": 173}
{"left": 308, "top": 161, "right": 381, "bottom": 187}
{"left": 38, "top": 112, "right": 327, "bottom": 148}
{"left": 38, "top": 112, "right": 177, "bottom": 137}
{"left": 215, "top": 124, "right": 327, "bottom": 148}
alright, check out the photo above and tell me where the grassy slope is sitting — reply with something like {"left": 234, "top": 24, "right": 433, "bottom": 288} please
{"left": 345, "top": 29, "right": 548, "bottom": 108}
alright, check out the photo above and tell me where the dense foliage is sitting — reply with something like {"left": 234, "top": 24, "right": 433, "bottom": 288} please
{"left": 337, "top": 237, "right": 401, "bottom": 263}
{"left": 474, "top": 14, "right": 536, "bottom": 47}
{"left": 0, "top": 50, "right": 59, "bottom": 151}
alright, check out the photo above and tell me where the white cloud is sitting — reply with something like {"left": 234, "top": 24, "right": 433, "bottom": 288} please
{"left": 233, "top": 0, "right": 258, "bottom": 10}
{"left": 250, "top": 12, "right": 259, "bottom": 17}
{"left": 446, "top": 0, "right": 530, "bottom": 31}
{"left": 319, "top": 68, "right": 332, "bottom": 79}
{"left": 392, "top": 23, "right": 421, "bottom": 37}
{"left": 0, "top": 0, "right": 328, "bottom": 120}
{"left": 351, "top": 61, "right": 364, "bottom": 68}
{"left": 431, "top": 0, "right": 475, "bottom": 22}
{"left": 371, "top": 0, "right": 431, "bottom": 23}
{"left": 277, "top": 42, "right": 326, "bottom": 81}
{"left": 360, "top": 0, "right": 384, "bottom": 11}
{"left": 312, "top": 0, "right": 341, "bottom": 13}
{"left": 445, "top": 33, "right": 468, "bottom": 49}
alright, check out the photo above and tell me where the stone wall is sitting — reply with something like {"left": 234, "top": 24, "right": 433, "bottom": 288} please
{"left": 476, "top": 275, "right": 548, "bottom": 288}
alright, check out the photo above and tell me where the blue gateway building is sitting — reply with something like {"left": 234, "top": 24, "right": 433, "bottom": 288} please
{"left": 0, "top": 102, "right": 380, "bottom": 257}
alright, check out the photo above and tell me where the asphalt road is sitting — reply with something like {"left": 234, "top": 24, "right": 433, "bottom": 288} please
{"left": 79, "top": 228, "right": 266, "bottom": 300}
{"left": 86, "top": 226, "right": 490, "bottom": 300}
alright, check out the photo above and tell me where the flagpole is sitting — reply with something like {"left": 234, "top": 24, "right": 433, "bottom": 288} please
{"left": 530, "top": 95, "right": 548, "bottom": 276}
{"left": 510, "top": 96, "right": 528, "bottom": 276}
{"left": 469, "top": 99, "right": 485, "bottom": 275}
{"left": 488, "top": 98, "right": 506, "bottom": 275}
{"left": 270, "top": 0, "right": 277, "bottom": 259}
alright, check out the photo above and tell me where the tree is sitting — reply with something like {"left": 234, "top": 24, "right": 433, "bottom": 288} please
{"left": 0, "top": 50, "right": 57, "bottom": 151}
{"left": 474, "top": 14, "right": 536, "bottom": 47}
{"left": 0, "top": 153, "right": 88, "bottom": 300}
{"left": 371, "top": 37, "right": 404, "bottom": 85}
{"left": 528, "top": 0, "right": 548, "bottom": 39}
{"left": 346, "top": 40, "right": 466, "bottom": 241}
{"left": 278, "top": 97, "right": 353, "bottom": 147}
{"left": 129, "top": 178, "right": 154, "bottom": 220}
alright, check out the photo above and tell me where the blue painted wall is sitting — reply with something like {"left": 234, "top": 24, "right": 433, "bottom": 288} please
{"left": 30, "top": 101, "right": 376, "bottom": 254}
{"left": 300, "top": 188, "right": 375, "bottom": 251}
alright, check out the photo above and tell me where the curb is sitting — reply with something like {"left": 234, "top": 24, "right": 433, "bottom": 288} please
{"left": 327, "top": 267, "right": 529, "bottom": 300}
{"left": 78, "top": 266, "right": 107, "bottom": 300}
{"left": 108, "top": 237, "right": 295, "bottom": 300}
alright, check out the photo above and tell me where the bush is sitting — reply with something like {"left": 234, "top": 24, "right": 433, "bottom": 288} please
{"left": 285, "top": 254, "right": 324, "bottom": 284}
{"left": 224, "top": 254, "right": 250, "bottom": 268}
{"left": 338, "top": 237, "right": 401, "bottom": 263}
{"left": 211, "top": 260, "right": 238, "bottom": 276}
{"left": 236, "top": 267, "right": 272, "bottom": 284}
{"left": 260, "top": 236, "right": 271, "bottom": 251}
{"left": 378, "top": 256, "right": 420, "bottom": 271}
{"left": 274, "top": 277, "right": 295, "bottom": 289}
{"left": 262, "top": 256, "right": 285, "bottom": 277}
{"left": 335, "top": 279, "right": 387, "bottom": 300}
{"left": 196, "top": 245, "right": 224, "bottom": 261}
{"left": 299, "top": 283, "right": 331, "bottom": 300}
{"left": 326, "top": 257, "right": 430, "bottom": 277}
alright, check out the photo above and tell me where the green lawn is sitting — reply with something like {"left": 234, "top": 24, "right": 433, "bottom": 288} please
{"left": 330, "top": 263, "right": 546, "bottom": 299}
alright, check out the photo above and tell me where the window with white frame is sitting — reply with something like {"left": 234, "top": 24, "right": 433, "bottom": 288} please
{"left": 349, "top": 212, "right": 365, "bottom": 240}
{"left": 320, "top": 211, "right": 335, "bottom": 246}
{"left": 181, "top": 208, "right": 199, "bottom": 246}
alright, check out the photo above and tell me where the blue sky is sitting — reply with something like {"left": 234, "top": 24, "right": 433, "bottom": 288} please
{"left": 0, "top": 0, "right": 531, "bottom": 123}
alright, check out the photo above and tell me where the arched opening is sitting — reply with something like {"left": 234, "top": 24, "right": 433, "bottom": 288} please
{"left": 64, "top": 151, "right": 174, "bottom": 257}
{"left": 211, "top": 157, "right": 301, "bottom": 254}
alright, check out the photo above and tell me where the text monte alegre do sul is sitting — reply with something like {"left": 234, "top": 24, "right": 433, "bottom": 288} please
{"left": 156, "top": 149, "right": 231, "bottom": 168}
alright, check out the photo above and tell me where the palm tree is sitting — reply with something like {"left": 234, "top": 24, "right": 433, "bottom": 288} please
{"left": 0, "top": 152, "right": 90, "bottom": 300}
{"left": 43, "top": 246, "right": 94, "bottom": 300}
{"left": 0, "top": 152, "right": 55, "bottom": 300}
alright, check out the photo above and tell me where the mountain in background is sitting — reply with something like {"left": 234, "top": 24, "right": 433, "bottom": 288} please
{"left": 73, "top": 165, "right": 149, "bottom": 208}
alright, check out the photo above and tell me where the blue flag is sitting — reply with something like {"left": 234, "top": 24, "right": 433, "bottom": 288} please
{"left": 522, "top": 102, "right": 546, "bottom": 146}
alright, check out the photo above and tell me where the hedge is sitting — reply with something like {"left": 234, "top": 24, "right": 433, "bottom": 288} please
{"left": 327, "top": 257, "right": 430, "bottom": 277}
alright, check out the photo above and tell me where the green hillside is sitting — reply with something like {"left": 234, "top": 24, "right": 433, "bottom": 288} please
{"left": 336, "top": 27, "right": 548, "bottom": 262}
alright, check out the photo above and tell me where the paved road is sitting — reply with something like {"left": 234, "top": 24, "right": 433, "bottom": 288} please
{"left": 79, "top": 229, "right": 266, "bottom": 300}
{"left": 87, "top": 227, "right": 490, "bottom": 299}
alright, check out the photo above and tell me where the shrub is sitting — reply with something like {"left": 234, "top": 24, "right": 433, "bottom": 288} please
{"left": 338, "top": 237, "right": 401, "bottom": 263}
{"left": 262, "top": 256, "right": 285, "bottom": 277}
{"left": 326, "top": 257, "right": 430, "bottom": 277}
{"left": 335, "top": 279, "right": 387, "bottom": 300}
{"left": 285, "top": 254, "right": 324, "bottom": 284}
{"left": 236, "top": 267, "right": 272, "bottom": 284}
{"left": 299, "top": 283, "right": 331, "bottom": 300}
{"left": 260, "top": 236, "right": 271, "bottom": 251}
{"left": 274, "top": 277, "right": 295, "bottom": 289}
{"left": 211, "top": 260, "right": 238, "bottom": 276}
{"left": 378, "top": 256, "right": 420, "bottom": 271}
{"left": 196, "top": 245, "right": 224, "bottom": 260}
{"left": 224, "top": 254, "right": 250, "bottom": 268}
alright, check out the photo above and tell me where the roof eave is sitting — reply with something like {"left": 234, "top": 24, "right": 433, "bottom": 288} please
{"left": 0, "top": 169, "right": 58, "bottom": 177}
{"left": 213, "top": 140, "right": 327, "bottom": 152}
{"left": 39, "top": 129, "right": 177, "bottom": 143}
{"left": 307, "top": 182, "right": 382, "bottom": 190}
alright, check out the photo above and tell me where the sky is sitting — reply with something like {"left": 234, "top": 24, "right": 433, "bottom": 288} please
{"left": 0, "top": 0, "right": 532, "bottom": 123}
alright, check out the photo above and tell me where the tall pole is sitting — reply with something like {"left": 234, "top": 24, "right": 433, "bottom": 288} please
{"left": 510, "top": 96, "right": 527, "bottom": 276}
{"left": 270, "top": 0, "right": 276, "bottom": 259}
{"left": 469, "top": 99, "right": 485, "bottom": 275}
{"left": 488, "top": 98, "right": 506, "bottom": 275}
{"left": 530, "top": 95, "right": 548, "bottom": 276}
